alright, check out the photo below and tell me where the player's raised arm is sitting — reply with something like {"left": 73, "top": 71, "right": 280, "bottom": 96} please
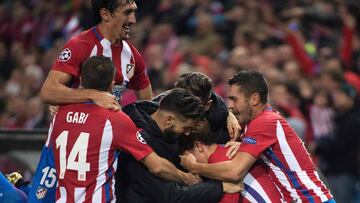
{"left": 40, "top": 70, "right": 119, "bottom": 110}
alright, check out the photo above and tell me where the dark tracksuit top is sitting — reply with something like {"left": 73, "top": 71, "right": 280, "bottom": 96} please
{"left": 115, "top": 101, "right": 223, "bottom": 203}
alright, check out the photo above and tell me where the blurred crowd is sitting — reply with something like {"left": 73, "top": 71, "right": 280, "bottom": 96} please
{"left": 0, "top": 0, "right": 360, "bottom": 201}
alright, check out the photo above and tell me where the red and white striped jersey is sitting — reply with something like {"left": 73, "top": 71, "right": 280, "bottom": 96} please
{"left": 52, "top": 26, "right": 150, "bottom": 91}
{"left": 50, "top": 103, "right": 153, "bottom": 203}
{"left": 208, "top": 145, "right": 282, "bottom": 203}
{"left": 239, "top": 105, "right": 333, "bottom": 202}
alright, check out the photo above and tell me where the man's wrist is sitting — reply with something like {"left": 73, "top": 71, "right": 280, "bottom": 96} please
{"left": 178, "top": 170, "right": 188, "bottom": 184}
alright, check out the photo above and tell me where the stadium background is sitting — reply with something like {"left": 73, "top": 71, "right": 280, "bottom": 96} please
{"left": 0, "top": 0, "right": 359, "bottom": 201}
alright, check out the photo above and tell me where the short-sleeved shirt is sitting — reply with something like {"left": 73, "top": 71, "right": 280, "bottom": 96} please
{"left": 50, "top": 103, "right": 153, "bottom": 203}
{"left": 53, "top": 26, "right": 150, "bottom": 95}
{"left": 239, "top": 105, "right": 333, "bottom": 202}
{"left": 208, "top": 145, "right": 282, "bottom": 203}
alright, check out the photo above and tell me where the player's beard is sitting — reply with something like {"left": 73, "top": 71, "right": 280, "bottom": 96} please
{"left": 163, "top": 125, "right": 182, "bottom": 141}
{"left": 235, "top": 102, "right": 253, "bottom": 126}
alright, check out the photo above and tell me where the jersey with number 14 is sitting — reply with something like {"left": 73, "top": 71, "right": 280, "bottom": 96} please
{"left": 50, "top": 103, "right": 153, "bottom": 203}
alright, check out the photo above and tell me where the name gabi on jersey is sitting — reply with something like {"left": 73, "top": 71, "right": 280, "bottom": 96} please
{"left": 66, "top": 112, "right": 89, "bottom": 124}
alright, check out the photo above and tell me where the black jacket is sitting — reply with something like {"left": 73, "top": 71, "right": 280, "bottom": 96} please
{"left": 115, "top": 101, "right": 223, "bottom": 203}
{"left": 154, "top": 92, "right": 230, "bottom": 144}
{"left": 315, "top": 104, "right": 360, "bottom": 176}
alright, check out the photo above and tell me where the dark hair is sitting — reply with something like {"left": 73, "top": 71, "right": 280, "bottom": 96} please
{"left": 91, "top": 0, "right": 129, "bottom": 24}
{"left": 178, "top": 120, "right": 217, "bottom": 153}
{"left": 228, "top": 69, "right": 269, "bottom": 103}
{"left": 174, "top": 72, "right": 213, "bottom": 104}
{"left": 81, "top": 56, "right": 115, "bottom": 91}
{"left": 159, "top": 88, "right": 204, "bottom": 120}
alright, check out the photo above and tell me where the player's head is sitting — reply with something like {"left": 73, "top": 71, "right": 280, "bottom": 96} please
{"left": 158, "top": 88, "right": 204, "bottom": 138}
{"left": 80, "top": 56, "right": 115, "bottom": 92}
{"left": 91, "top": 0, "right": 137, "bottom": 40}
{"left": 179, "top": 120, "right": 216, "bottom": 163}
{"left": 175, "top": 72, "right": 214, "bottom": 112}
{"left": 227, "top": 69, "right": 269, "bottom": 125}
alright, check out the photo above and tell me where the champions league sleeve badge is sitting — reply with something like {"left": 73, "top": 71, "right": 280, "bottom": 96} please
{"left": 59, "top": 48, "right": 71, "bottom": 62}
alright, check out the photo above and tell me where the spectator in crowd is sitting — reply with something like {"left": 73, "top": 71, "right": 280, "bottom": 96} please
{"left": 315, "top": 83, "right": 360, "bottom": 203}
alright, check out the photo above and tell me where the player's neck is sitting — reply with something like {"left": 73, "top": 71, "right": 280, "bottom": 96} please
{"left": 150, "top": 110, "right": 165, "bottom": 133}
{"left": 97, "top": 23, "right": 117, "bottom": 44}
{"left": 252, "top": 103, "right": 268, "bottom": 120}
{"left": 208, "top": 144, "right": 217, "bottom": 156}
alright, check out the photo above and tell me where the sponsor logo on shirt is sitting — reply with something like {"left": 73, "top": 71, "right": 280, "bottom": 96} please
{"left": 243, "top": 137, "right": 257, "bottom": 144}
{"left": 136, "top": 131, "right": 147, "bottom": 144}
{"left": 36, "top": 186, "right": 47, "bottom": 199}
{"left": 59, "top": 48, "right": 71, "bottom": 62}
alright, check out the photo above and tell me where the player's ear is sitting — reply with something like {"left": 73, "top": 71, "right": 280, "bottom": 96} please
{"left": 99, "top": 8, "right": 111, "bottom": 22}
{"left": 108, "top": 80, "right": 115, "bottom": 92}
{"left": 165, "top": 114, "right": 174, "bottom": 127}
{"left": 194, "top": 141, "right": 204, "bottom": 152}
{"left": 204, "top": 99, "right": 213, "bottom": 112}
{"left": 250, "top": 93, "right": 261, "bottom": 107}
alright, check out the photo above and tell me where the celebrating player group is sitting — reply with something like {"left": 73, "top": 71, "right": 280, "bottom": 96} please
{"left": 2, "top": 0, "right": 335, "bottom": 203}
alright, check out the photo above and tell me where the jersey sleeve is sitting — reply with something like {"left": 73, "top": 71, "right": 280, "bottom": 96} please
{"left": 239, "top": 117, "right": 277, "bottom": 158}
{"left": 111, "top": 112, "right": 153, "bottom": 160}
{"left": 127, "top": 43, "right": 150, "bottom": 90}
{"left": 52, "top": 38, "right": 89, "bottom": 77}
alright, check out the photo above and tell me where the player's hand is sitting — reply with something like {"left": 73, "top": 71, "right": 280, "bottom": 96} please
{"left": 227, "top": 112, "right": 241, "bottom": 141}
{"left": 180, "top": 153, "right": 197, "bottom": 172}
{"left": 225, "top": 141, "right": 241, "bottom": 159}
{"left": 183, "top": 173, "right": 202, "bottom": 186}
{"left": 92, "top": 91, "right": 121, "bottom": 111}
{"left": 222, "top": 181, "right": 244, "bottom": 193}
{"left": 49, "top": 105, "right": 59, "bottom": 116}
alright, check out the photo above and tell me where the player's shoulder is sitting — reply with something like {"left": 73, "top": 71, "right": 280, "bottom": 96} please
{"left": 248, "top": 109, "right": 281, "bottom": 130}
{"left": 108, "top": 109, "right": 134, "bottom": 125}
{"left": 64, "top": 28, "right": 96, "bottom": 49}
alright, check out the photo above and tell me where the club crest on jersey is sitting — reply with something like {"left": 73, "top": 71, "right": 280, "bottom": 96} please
{"left": 59, "top": 48, "right": 71, "bottom": 62}
{"left": 36, "top": 186, "right": 47, "bottom": 199}
{"left": 136, "top": 131, "right": 146, "bottom": 144}
{"left": 243, "top": 137, "right": 257, "bottom": 144}
{"left": 126, "top": 64, "right": 135, "bottom": 79}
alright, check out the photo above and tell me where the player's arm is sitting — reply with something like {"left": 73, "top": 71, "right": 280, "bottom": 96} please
{"left": 181, "top": 151, "right": 256, "bottom": 182}
{"left": 40, "top": 70, "right": 119, "bottom": 110}
{"left": 141, "top": 152, "right": 200, "bottom": 185}
{"left": 135, "top": 83, "right": 153, "bottom": 100}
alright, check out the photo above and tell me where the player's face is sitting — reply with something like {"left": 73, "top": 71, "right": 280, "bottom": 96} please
{"left": 227, "top": 85, "right": 253, "bottom": 125}
{"left": 164, "top": 118, "right": 196, "bottom": 138}
{"left": 109, "top": 2, "right": 137, "bottom": 40}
